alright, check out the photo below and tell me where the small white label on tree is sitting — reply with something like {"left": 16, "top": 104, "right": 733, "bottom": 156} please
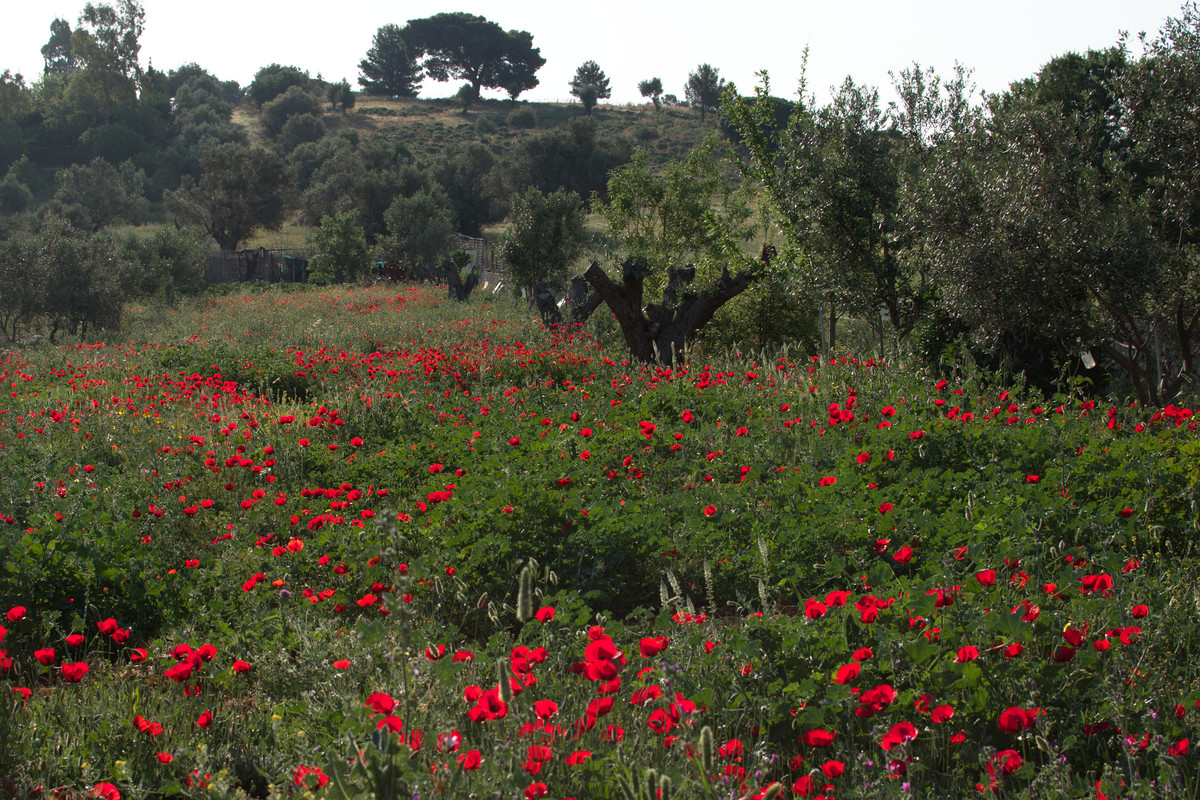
{"left": 1081, "top": 349, "right": 1096, "bottom": 369}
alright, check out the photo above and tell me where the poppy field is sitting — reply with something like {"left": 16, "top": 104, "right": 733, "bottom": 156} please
{"left": 1, "top": 284, "right": 1198, "bottom": 800}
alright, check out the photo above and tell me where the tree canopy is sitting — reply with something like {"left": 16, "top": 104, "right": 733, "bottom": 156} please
{"left": 165, "top": 142, "right": 286, "bottom": 251}
{"left": 570, "top": 61, "right": 611, "bottom": 115}
{"left": 686, "top": 64, "right": 725, "bottom": 121}
{"left": 639, "top": 77, "right": 663, "bottom": 110}
{"left": 358, "top": 24, "right": 421, "bottom": 98}
{"left": 402, "top": 12, "right": 544, "bottom": 103}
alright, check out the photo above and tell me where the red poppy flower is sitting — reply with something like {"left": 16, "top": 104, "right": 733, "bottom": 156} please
{"left": 893, "top": 545, "right": 913, "bottom": 564}
{"left": 293, "top": 765, "right": 330, "bottom": 789}
{"left": 997, "top": 706, "right": 1039, "bottom": 733}
{"left": 804, "top": 599, "right": 827, "bottom": 618}
{"left": 639, "top": 636, "right": 669, "bottom": 658}
{"left": 333, "top": 659, "right": 350, "bottom": 669}
{"left": 196, "top": 710, "right": 213, "bottom": 728}
{"left": 792, "top": 775, "right": 816, "bottom": 797}
{"left": 832, "top": 663, "right": 860, "bottom": 684}
{"left": 130, "top": 648, "right": 148, "bottom": 663}
{"left": 827, "top": 590, "right": 851, "bottom": 607}
{"left": 954, "top": 646, "right": 979, "bottom": 662}
{"left": 1130, "top": 605, "right": 1149, "bottom": 618}
{"left": 1119, "top": 626, "right": 1141, "bottom": 645}
{"left": 97, "top": 618, "right": 118, "bottom": 636}
{"left": 802, "top": 728, "right": 836, "bottom": 747}
{"left": 66, "top": 633, "right": 84, "bottom": 648}
{"left": 458, "top": 749, "right": 482, "bottom": 769}
{"left": 91, "top": 783, "right": 120, "bottom": 800}
{"left": 880, "top": 720, "right": 918, "bottom": 751}
{"left": 156, "top": 753, "right": 174, "bottom": 763}
{"left": 164, "top": 662, "right": 193, "bottom": 682}
{"left": 703, "top": 505, "right": 717, "bottom": 517}
{"left": 647, "top": 708, "right": 675, "bottom": 734}
{"left": 821, "top": 760, "right": 845, "bottom": 779}
{"left": 988, "top": 749, "right": 1023, "bottom": 776}
{"left": 931, "top": 704, "right": 955, "bottom": 723}
{"left": 818, "top": 475, "right": 837, "bottom": 486}
{"left": 61, "top": 662, "right": 89, "bottom": 682}
{"left": 34, "top": 647, "right": 55, "bottom": 666}
{"left": 232, "top": 660, "right": 251, "bottom": 673}
{"left": 588, "top": 696, "right": 614, "bottom": 718}
{"left": 366, "top": 692, "right": 395, "bottom": 714}
{"left": 377, "top": 715, "right": 403, "bottom": 733}
{"left": 5, "top": 606, "right": 26, "bottom": 623}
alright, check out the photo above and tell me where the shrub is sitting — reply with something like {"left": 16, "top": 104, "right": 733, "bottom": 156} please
{"left": 308, "top": 211, "right": 371, "bottom": 284}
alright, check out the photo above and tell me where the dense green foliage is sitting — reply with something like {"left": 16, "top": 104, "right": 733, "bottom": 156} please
{"left": 308, "top": 211, "right": 371, "bottom": 285}
{"left": 498, "top": 187, "right": 587, "bottom": 293}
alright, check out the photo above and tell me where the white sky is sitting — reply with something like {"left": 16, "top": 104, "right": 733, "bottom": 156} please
{"left": 0, "top": 1, "right": 1187, "bottom": 106}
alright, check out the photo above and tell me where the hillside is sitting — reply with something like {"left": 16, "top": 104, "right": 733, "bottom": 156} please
{"left": 236, "top": 95, "right": 718, "bottom": 169}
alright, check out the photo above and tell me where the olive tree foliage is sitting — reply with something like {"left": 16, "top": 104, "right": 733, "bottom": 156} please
{"left": 247, "top": 64, "right": 311, "bottom": 107}
{"left": 498, "top": 187, "right": 587, "bottom": 295}
{"left": 119, "top": 225, "right": 208, "bottom": 304}
{"left": 377, "top": 190, "right": 458, "bottom": 278}
{"left": 308, "top": 211, "right": 372, "bottom": 285}
{"left": 598, "top": 138, "right": 753, "bottom": 271}
{"left": 723, "top": 63, "right": 974, "bottom": 352}
{"left": 48, "top": 156, "right": 147, "bottom": 231}
{"left": 0, "top": 218, "right": 123, "bottom": 342}
{"left": 1117, "top": 7, "right": 1200, "bottom": 396}
{"left": 261, "top": 86, "right": 323, "bottom": 140}
{"left": 0, "top": 232, "right": 47, "bottom": 341}
{"left": 165, "top": 142, "right": 287, "bottom": 251}
{"left": 923, "top": 87, "right": 1160, "bottom": 393}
